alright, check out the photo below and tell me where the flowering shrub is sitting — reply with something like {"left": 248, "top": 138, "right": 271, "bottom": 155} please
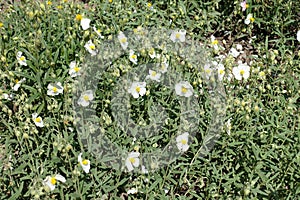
{"left": 0, "top": 0, "right": 299, "bottom": 199}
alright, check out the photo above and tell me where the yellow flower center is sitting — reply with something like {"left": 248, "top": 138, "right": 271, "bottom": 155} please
{"left": 89, "top": 45, "right": 95, "bottom": 50}
{"left": 147, "top": 2, "right": 152, "bottom": 8}
{"left": 82, "top": 159, "right": 89, "bottom": 165}
{"left": 52, "top": 87, "right": 58, "bottom": 93}
{"left": 20, "top": 56, "right": 25, "bottom": 61}
{"left": 151, "top": 71, "right": 157, "bottom": 76}
{"left": 181, "top": 87, "right": 188, "bottom": 93}
{"left": 57, "top": 5, "right": 63, "bottom": 9}
{"left": 35, "top": 117, "right": 41, "bottom": 123}
{"left": 131, "top": 54, "right": 137, "bottom": 59}
{"left": 47, "top": 1, "right": 52, "bottom": 5}
{"left": 74, "top": 67, "right": 80, "bottom": 72}
{"left": 76, "top": 14, "right": 83, "bottom": 21}
{"left": 246, "top": 4, "right": 249, "bottom": 8}
{"left": 0, "top": 23, "right": 3, "bottom": 28}
{"left": 83, "top": 95, "right": 90, "bottom": 101}
{"left": 109, "top": 0, "right": 113, "bottom": 2}
{"left": 50, "top": 177, "right": 57, "bottom": 185}
{"left": 205, "top": 69, "right": 211, "bottom": 74}
{"left": 15, "top": 79, "right": 19, "bottom": 83}
{"left": 129, "top": 157, "right": 136, "bottom": 163}
{"left": 250, "top": 17, "right": 255, "bottom": 23}
{"left": 135, "top": 86, "right": 141, "bottom": 93}
{"left": 120, "top": 37, "right": 127, "bottom": 43}
{"left": 181, "top": 139, "right": 187, "bottom": 145}
{"left": 175, "top": 33, "right": 181, "bottom": 39}
{"left": 259, "top": 71, "right": 265, "bottom": 77}
{"left": 212, "top": 40, "right": 218, "bottom": 45}
{"left": 240, "top": 69, "right": 245, "bottom": 75}
{"left": 219, "top": 69, "right": 225, "bottom": 74}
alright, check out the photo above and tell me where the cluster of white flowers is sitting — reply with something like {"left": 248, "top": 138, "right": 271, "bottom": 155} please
{"left": 43, "top": 153, "right": 90, "bottom": 191}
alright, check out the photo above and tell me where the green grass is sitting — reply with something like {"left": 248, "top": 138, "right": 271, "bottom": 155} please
{"left": 0, "top": 0, "right": 299, "bottom": 199}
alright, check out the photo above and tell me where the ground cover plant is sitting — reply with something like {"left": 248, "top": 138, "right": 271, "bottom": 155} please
{"left": 0, "top": 0, "right": 299, "bottom": 199}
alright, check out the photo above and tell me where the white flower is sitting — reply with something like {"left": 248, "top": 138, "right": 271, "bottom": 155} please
{"left": 80, "top": 18, "right": 91, "bottom": 30}
{"left": 245, "top": 13, "right": 254, "bottom": 25}
{"left": 78, "top": 153, "right": 90, "bottom": 173}
{"left": 175, "top": 81, "right": 193, "bottom": 97}
{"left": 240, "top": 0, "right": 248, "bottom": 11}
{"left": 170, "top": 29, "right": 186, "bottom": 42}
{"left": 32, "top": 113, "right": 44, "bottom": 127}
{"left": 216, "top": 63, "right": 225, "bottom": 81}
{"left": 68, "top": 61, "right": 81, "bottom": 77}
{"left": 43, "top": 174, "right": 66, "bottom": 191}
{"left": 297, "top": 30, "right": 300, "bottom": 42}
{"left": 118, "top": 32, "right": 128, "bottom": 50}
{"left": 128, "top": 82, "right": 146, "bottom": 98}
{"left": 226, "top": 118, "right": 232, "bottom": 136}
{"left": 129, "top": 50, "right": 138, "bottom": 64}
{"left": 16, "top": 51, "right": 27, "bottom": 66}
{"left": 148, "top": 48, "right": 156, "bottom": 58}
{"left": 229, "top": 44, "right": 244, "bottom": 58}
{"left": 125, "top": 151, "right": 140, "bottom": 172}
{"left": 232, "top": 62, "right": 250, "bottom": 80}
{"left": 229, "top": 48, "right": 240, "bottom": 58}
{"left": 2, "top": 93, "right": 13, "bottom": 100}
{"left": 203, "top": 63, "right": 213, "bottom": 79}
{"left": 127, "top": 188, "right": 138, "bottom": 194}
{"left": 78, "top": 90, "right": 94, "bottom": 107}
{"left": 156, "top": 54, "right": 169, "bottom": 73}
{"left": 92, "top": 26, "right": 104, "bottom": 39}
{"left": 176, "top": 132, "right": 189, "bottom": 152}
{"left": 13, "top": 78, "right": 26, "bottom": 91}
{"left": 210, "top": 35, "right": 219, "bottom": 50}
{"left": 236, "top": 44, "right": 243, "bottom": 51}
{"left": 146, "top": 69, "right": 161, "bottom": 82}
{"left": 84, "top": 40, "right": 97, "bottom": 56}
{"left": 47, "top": 82, "right": 63, "bottom": 96}
{"left": 160, "top": 62, "right": 169, "bottom": 73}
{"left": 141, "top": 165, "right": 148, "bottom": 174}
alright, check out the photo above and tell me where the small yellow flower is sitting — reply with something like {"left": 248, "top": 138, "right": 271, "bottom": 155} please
{"left": 47, "top": 1, "right": 52, "bottom": 6}
{"left": 147, "top": 2, "right": 152, "bottom": 8}
{"left": 0, "top": 22, "right": 3, "bottom": 28}
{"left": 57, "top": 5, "right": 63, "bottom": 9}
{"left": 108, "top": 0, "right": 113, "bottom": 2}
{"left": 75, "top": 14, "right": 83, "bottom": 21}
